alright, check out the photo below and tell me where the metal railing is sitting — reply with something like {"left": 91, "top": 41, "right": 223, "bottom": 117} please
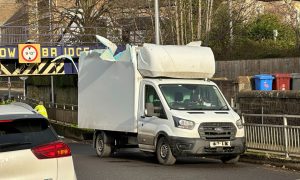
{"left": 242, "top": 113, "right": 300, "bottom": 158}
{"left": 17, "top": 95, "right": 78, "bottom": 110}
{"left": 16, "top": 96, "right": 78, "bottom": 125}
{"left": 0, "top": 25, "right": 111, "bottom": 46}
{"left": 0, "top": 25, "right": 151, "bottom": 46}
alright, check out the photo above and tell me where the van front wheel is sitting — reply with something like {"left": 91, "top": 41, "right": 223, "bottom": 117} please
{"left": 95, "top": 132, "right": 111, "bottom": 157}
{"left": 156, "top": 137, "right": 176, "bottom": 165}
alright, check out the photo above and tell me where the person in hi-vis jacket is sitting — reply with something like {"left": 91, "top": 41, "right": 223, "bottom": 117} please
{"left": 34, "top": 101, "right": 48, "bottom": 118}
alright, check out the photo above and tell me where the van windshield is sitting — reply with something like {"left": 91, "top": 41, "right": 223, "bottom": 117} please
{"left": 159, "top": 84, "right": 229, "bottom": 110}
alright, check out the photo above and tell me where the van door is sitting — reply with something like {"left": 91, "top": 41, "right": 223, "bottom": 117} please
{"left": 138, "top": 83, "right": 167, "bottom": 151}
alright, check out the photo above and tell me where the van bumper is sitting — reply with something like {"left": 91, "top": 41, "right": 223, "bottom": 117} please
{"left": 168, "top": 136, "right": 246, "bottom": 157}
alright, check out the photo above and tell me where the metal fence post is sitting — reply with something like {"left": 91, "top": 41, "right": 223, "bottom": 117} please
{"left": 241, "top": 114, "right": 245, "bottom": 124}
{"left": 283, "top": 116, "right": 290, "bottom": 159}
{"left": 261, "top": 106, "right": 264, "bottom": 124}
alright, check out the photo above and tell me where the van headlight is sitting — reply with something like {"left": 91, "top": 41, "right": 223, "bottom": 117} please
{"left": 236, "top": 119, "right": 243, "bottom": 129}
{"left": 173, "top": 116, "right": 195, "bottom": 130}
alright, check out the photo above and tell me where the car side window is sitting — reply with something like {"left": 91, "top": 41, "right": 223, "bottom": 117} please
{"left": 145, "top": 85, "right": 167, "bottom": 119}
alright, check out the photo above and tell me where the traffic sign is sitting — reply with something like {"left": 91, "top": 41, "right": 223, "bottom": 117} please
{"left": 18, "top": 44, "right": 41, "bottom": 63}
{"left": 19, "top": 76, "right": 28, "bottom": 81}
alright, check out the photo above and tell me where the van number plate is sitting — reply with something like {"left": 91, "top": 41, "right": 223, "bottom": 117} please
{"left": 209, "top": 141, "right": 231, "bottom": 147}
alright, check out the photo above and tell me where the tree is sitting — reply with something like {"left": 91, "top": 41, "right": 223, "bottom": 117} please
{"left": 51, "top": 0, "right": 119, "bottom": 45}
{"left": 209, "top": 0, "right": 257, "bottom": 59}
{"left": 13, "top": 0, "right": 116, "bottom": 44}
{"left": 197, "top": 0, "right": 202, "bottom": 40}
{"left": 282, "top": 0, "right": 300, "bottom": 50}
{"left": 247, "top": 14, "right": 295, "bottom": 42}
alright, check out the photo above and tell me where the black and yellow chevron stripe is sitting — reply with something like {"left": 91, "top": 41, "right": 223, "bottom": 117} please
{"left": 0, "top": 60, "right": 65, "bottom": 76}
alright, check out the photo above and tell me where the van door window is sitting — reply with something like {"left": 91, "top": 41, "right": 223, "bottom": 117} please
{"left": 145, "top": 85, "right": 167, "bottom": 119}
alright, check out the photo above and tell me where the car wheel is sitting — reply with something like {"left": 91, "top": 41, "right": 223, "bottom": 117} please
{"left": 156, "top": 137, "right": 176, "bottom": 165}
{"left": 95, "top": 132, "right": 112, "bottom": 157}
{"left": 221, "top": 155, "right": 240, "bottom": 164}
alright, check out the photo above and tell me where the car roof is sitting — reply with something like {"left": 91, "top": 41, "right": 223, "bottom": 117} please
{"left": 0, "top": 103, "right": 45, "bottom": 120}
{"left": 0, "top": 104, "right": 35, "bottom": 116}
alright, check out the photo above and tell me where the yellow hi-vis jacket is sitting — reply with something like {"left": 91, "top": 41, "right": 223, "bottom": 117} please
{"left": 34, "top": 105, "right": 48, "bottom": 118}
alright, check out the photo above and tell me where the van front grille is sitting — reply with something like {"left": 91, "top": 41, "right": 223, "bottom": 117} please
{"left": 198, "top": 122, "right": 236, "bottom": 140}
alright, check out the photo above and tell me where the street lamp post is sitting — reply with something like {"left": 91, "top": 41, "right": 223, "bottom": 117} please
{"left": 51, "top": 76, "right": 54, "bottom": 104}
{"left": 154, "top": 0, "right": 160, "bottom": 45}
{"left": 8, "top": 77, "right": 11, "bottom": 99}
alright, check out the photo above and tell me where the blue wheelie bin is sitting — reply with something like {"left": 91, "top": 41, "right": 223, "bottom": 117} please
{"left": 254, "top": 74, "right": 274, "bottom": 91}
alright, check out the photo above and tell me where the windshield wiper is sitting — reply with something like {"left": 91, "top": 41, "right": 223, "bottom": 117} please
{"left": 218, "top": 105, "right": 229, "bottom": 110}
{"left": 0, "top": 142, "right": 32, "bottom": 149}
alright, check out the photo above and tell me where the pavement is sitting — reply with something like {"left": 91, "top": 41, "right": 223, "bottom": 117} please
{"left": 240, "top": 150, "right": 300, "bottom": 171}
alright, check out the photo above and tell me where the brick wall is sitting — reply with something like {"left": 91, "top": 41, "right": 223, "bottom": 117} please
{"left": 238, "top": 91, "right": 300, "bottom": 115}
{"left": 197, "top": 81, "right": 300, "bottom": 117}
{"left": 0, "top": 0, "right": 22, "bottom": 25}
{"left": 237, "top": 91, "right": 300, "bottom": 125}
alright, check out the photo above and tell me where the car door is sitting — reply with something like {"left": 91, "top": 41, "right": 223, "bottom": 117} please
{"left": 138, "top": 82, "right": 167, "bottom": 150}
{"left": 0, "top": 149, "right": 58, "bottom": 180}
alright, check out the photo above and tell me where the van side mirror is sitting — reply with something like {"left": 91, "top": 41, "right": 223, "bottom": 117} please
{"left": 145, "top": 103, "right": 155, "bottom": 117}
{"left": 145, "top": 103, "right": 167, "bottom": 119}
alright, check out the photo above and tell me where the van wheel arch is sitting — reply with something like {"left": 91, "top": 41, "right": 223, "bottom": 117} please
{"left": 154, "top": 132, "right": 169, "bottom": 148}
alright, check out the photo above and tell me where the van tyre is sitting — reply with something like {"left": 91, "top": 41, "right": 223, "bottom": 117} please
{"left": 95, "top": 133, "right": 111, "bottom": 157}
{"left": 156, "top": 137, "right": 176, "bottom": 165}
{"left": 221, "top": 155, "right": 240, "bottom": 164}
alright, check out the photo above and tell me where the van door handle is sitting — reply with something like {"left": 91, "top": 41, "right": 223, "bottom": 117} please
{"left": 140, "top": 115, "right": 145, "bottom": 118}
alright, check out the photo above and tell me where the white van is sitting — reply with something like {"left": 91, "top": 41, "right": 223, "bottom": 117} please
{"left": 78, "top": 43, "right": 245, "bottom": 165}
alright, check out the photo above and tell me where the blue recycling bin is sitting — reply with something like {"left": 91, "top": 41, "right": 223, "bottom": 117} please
{"left": 254, "top": 74, "right": 274, "bottom": 90}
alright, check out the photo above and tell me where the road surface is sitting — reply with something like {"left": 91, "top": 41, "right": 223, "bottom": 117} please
{"left": 66, "top": 139, "right": 300, "bottom": 180}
